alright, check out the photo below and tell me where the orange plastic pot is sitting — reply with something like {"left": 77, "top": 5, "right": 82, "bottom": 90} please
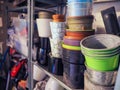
{"left": 66, "top": 30, "right": 95, "bottom": 37}
{"left": 64, "top": 36, "right": 83, "bottom": 40}
{"left": 52, "top": 14, "right": 65, "bottom": 22}
{"left": 52, "top": 14, "right": 65, "bottom": 19}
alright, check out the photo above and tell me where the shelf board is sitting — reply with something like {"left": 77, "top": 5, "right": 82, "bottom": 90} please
{"left": 7, "top": 6, "right": 56, "bottom": 13}
{"left": 34, "top": 62, "right": 83, "bottom": 90}
{"left": 12, "top": 0, "right": 67, "bottom": 8}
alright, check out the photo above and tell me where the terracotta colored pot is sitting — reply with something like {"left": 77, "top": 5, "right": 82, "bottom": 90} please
{"left": 64, "top": 30, "right": 94, "bottom": 40}
{"left": 52, "top": 14, "right": 65, "bottom": 19}
{"left": 68, "top": 23, "right": 92, "bottom": 30}
{"left": 52, "top": 14, "right": 65, "bottom": 22}
{"left": 66, "top": 30, "right": 95, "bottom": 37}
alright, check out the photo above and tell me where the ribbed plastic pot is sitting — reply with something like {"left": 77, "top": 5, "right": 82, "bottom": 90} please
{"left": 62, "top": 48, "right": 85, "bottom": 64}
{"left": 80, "top": 34, "right": 120, "bottom": 53}
{"left": 86, "top": 66, "right": 117, "bottom": 86}
{"left": 66, "top": 30, "right": 95, "bottom": 37}
{"left": 85, "top": 54, "right": 119, "bottom": 71}
{"left": 80, "top": 34, "right": 120, "bottom": 71}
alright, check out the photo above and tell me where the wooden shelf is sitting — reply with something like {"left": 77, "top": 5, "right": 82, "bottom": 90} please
{"left": 34, "top": 62, "right": 83, "bottom": 90}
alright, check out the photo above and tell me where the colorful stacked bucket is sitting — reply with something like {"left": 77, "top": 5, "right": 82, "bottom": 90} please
{"left": 62, "top": 0, "right": 94, "bottom": 89}
{"left": 80, "top": 34, "right": 120, "bottom": 89}
{"left": 36, "top": 11, "right": 54, "bottom": 65}
{"left": 48, "top": 14, "right": 66, "bottom": 75}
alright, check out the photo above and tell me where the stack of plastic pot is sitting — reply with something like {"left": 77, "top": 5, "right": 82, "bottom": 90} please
{"left": 80, "top": 34, "right": 120, "bottom": 90}
{"left": 36, "top": 11, "right": 54, "bottom": 65}
{"left": 48, "top": 14, "right": 66, "bottom": 75}
{"left": 62, "top": 0, "right": 94, "bottom": 89}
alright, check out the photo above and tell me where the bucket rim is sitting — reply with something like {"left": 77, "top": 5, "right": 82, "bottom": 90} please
{"left": 80, "top": 34, "right": 120, "bottom": 51}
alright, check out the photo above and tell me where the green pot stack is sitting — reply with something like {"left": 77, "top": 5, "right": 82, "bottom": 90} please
{"left": 81, "top": 34, "right": 120, "bottom": 88}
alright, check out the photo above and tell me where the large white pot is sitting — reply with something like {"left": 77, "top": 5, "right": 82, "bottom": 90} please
{"left": 45, "top": 77, "right": 65, "bottom": 90}
{"left": 33, "top": 64, "right": 46, "bottom": 81}
{"left": 36, "top": 19, "right": 52, "bottom": 37}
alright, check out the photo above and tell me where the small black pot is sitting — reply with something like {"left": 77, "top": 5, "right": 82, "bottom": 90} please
{"left": 39, "top": 37, "right": 51, "bottom": 53}
{"left": 62, "top": 48, "right": 85, "bottom": 64}
{"left": 37, "top": 49, "right": 48, "bottom": 66}
{"left": 48, "top": 55, "right": 63, "bottom": 75}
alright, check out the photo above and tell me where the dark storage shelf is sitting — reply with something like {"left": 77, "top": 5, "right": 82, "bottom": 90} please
{"left": 13, "top": 0, "right": 67, "bottom": 8}
{"left": 34, "top": 62, "right": 83, "bottom": 90}
{"left": 7, "top": 6, "right": 56, "bottom": 13}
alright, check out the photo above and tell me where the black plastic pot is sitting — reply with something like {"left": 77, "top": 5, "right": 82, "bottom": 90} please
{"left": 37, "top": 49, "right": 48, "bottom": 66}
{"left": 39, "top": 37, "right": 51, "bottom": 53}
{"left": 63, "top": 60, "right": 86, "bottom": 89}
{"left": 48, "top": 55, "right": 63, "bottom": 75}
{"left": 62, "top": 48, "right": 85, "bottom": 64}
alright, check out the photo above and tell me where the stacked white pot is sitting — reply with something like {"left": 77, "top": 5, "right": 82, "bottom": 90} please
{"left": 67, "top": 0, "right": 92, "bottom": 17}
{"left": 36, "top": 11, "right": 54, "bottom": 65}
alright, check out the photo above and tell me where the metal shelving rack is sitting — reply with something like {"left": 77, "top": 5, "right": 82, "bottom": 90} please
{"left": 34, "top": 62, "right": 83, "bottom": 90}
{"left": 6, "top": 0, "right": 120, "bottom": 90}
{"left": 6, "top": 0, "right": 77, "bottom": 90}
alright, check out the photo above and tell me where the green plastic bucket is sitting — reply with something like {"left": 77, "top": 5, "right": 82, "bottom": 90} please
{"left": 80, "top": 34, "right": 120, "bottom": 71}
{"left": 81, "top": 47, "right": 120, "bottom": 57}
{"left": 85, "top": 54, "right": 119, "bottom": 71}
{"left": 81, "top": 34, "right": 120, "bottom": 52}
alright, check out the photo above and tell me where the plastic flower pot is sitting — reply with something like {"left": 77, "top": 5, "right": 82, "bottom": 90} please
{"left": 81, "top": 46, "right": 120, "bottom": 56}
{"left": 84, "top": 53, "right": 119, "bottom": 71}
{"left": 62, "top": 48, "right": 85, "bottom": 64}
{"left": 49, "top": 38, "right": 63, "bottom": 58}
{"left": 50, "top": 22, "right": 65, "bottom": 40}
{"left": 67, "top": 15, "right": 94, "bottom": 24}
{"left": 36, "top": 19, "right": 52, "bottom": 37}
{"left": 48, "top": 54, "right": 63, "bottom": 75}
{"left": 67, "top": 2, "right": 92, "bottom": 9}
{"left": 80, "top": 34, "right": 120, "bottom": 71}
{"left": 64, "top": 35, "right": 85, "bottom": 41}
{"left": 38, "top": 11, "right": 54, "bottom": 19}
{"left": 86, "top": 65, "right": 117, "bottom": 86}
{"left": 66, "top": 30, "right": 95, "bottom": 37}
{"left": 80, "top": 34, "right": 120, "bottom": 53}
{"left": 84, "top": 71, "right": 115, "bottom": 90}
{"left": 63, "top": 60, "right": 86, "bottom": 89}
{"left": 63, "top": 38, "right": 81, "bottom": 46}
{"left": 62, "top": 43, "right": 81, "bottom": 51}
